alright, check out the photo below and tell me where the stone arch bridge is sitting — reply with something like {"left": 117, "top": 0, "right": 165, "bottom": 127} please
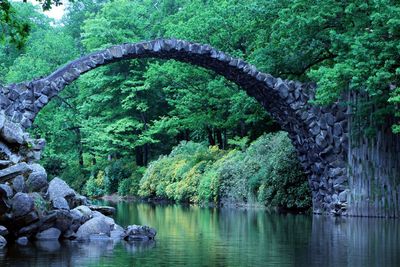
{"left": 0, "top": 39, "right": 349, "bottom": 215}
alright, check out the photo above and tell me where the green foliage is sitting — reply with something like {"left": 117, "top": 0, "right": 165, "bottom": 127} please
{"left": 139, "top": 141, "right": 224, "bottom": 202}
{"left": 139, "top": 133, "right": 311, "bottom": 210}
{"left": 85, "top": 170, "right": 107, "bottom": 197}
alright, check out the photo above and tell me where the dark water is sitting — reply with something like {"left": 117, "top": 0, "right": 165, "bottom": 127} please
{"left": 1, "top": 202, "right": 399, "bottom": 267}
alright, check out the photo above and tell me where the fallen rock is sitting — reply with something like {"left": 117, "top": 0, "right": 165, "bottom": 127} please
{"left": 52, "top": 196, "right": 70, "bottom": 210}
{"left": 11, "top": 175, "right": 26, "bottom": 193}
{"left": 124, "top": 225, "right": 156, "bottom": 241}
{"left": 76, "top": 216, "right": 112, "bottom": 240}
{"left": 14, "top": 210, "right": 39, "bottom": 228}
{"left": 88, "top": 205, "right": 115, "bottom": 216}
{"left": 30, "top": 192, "right": 48, "bottom": 218}
{"left": 26, "top": 164, "right": 48, "bottom": 192}
{"left": 0, "top": 225, "right": 8, "bottom": 236}
{"left": 47, "top": 177, "right": 76, "bottom": 202}
{"left": 73, "top": 205, "right": 92, "bottom": 217}
{"left": 16, "top": 236, "right": 28, "bottom": 246}
{"left": 110, "top": 225, "right": 125, "bottom": 240}
{"left": 0, "top": 185, "right": 10, "bottom": 214}
{"left": 54, "top": 210, "right": 73, "bottom": 233}
{"left": 1, "top": 120, "right": 24, "bottom": 145}
{"left": 0, "top": 235, "right": 6, "bottom": 248}
{"left": 0, "top": 183, "right": 13, "bottom": 198}
{"left": 36, "top": 227, "right": 61, "bottom": 241}
{"left": 11, "top": 192, "right": 34, "bottom": 218}
{"left": 0, "top": 163, "right": 32, "bottom": 183}
{"left": 0, "top": 160, "right": 11, "bottom": 168}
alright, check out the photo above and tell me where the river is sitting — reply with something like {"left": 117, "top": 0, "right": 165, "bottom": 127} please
{"left": 0, "top": 201, "right": 399, "bottom": 266}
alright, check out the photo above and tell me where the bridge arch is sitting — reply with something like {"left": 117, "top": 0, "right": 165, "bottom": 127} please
{"left": 0, "top": 39, "right": 349, "bottom": 215}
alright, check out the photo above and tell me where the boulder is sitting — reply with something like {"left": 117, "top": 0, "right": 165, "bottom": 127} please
{"left": 1, "top": 120, "right": 24, "bottom": 145}
{"left": 47, "top": 177, "right": 75, "bottom": 202}
{"left": 0, "top": 183, "right": 13, "bottom": 198}
{"left": 16, "top": 236, "right": 28, "bottom": 246}
{"left": 72, "top": 205, "right": 92, "bottom": 217}
{"left": 76, "top": 216, "right": 112, "bottom": 240}
{"left": 0, "top": 163, "right": 32, "bottom": 183}
{"left": 54, "top": 210, "right": 73, "bottom": 233}
{"left": 26, "top": 164, "right": 48, "bottom": 192}
{"left": 11, "top": 192, "right": 34, "bottom": 218}
{"left": 0, "top": 185, "right": 10, "bottom": 214}
{"left": 0, "top": 225, "right": 8, "bottom": 236}
{"left": 30, "top": 192, "right": 48, "bottom": 218}
{"left": 124, "top": 225, "right": 156, "bottom": 241}
{"left": 52, "top": 196, "right": 70, "bottom": 210}
{"left": 69, "top": 194, "right": 89, "bottom": 208}
{"left": 110, "top": 225, "right": 125, "bottom": 240}
{"left": 36, "top": 227, "right": 61, "bottom": 241}
{"left": 88, "top": 205, "right": 115, "bottom": 216}
{"left": 11, "top": 175, "right": 26, "bottom": 193}
{"left": 0, "top": 235, "right": 6, "bottom": 248}
{"left": 91, "top": 211, "right": 115, "bottom": 229}
{"left": 0, "top": 160, "right": 11, "bottom": 168}
{"left": 14, "top": 211, "right": 39, "bottom": 228}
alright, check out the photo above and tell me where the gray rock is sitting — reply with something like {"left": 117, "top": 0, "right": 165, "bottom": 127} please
{"left": 76, "top": 216, "right": 112, "bottom": 240}
{"left": 26, "top": 169, "right": 48, "bottom": 192}
{"left": 72, "top": 205, "right": 92, "bottom": 218}
{"left": 1, "top": 120, "right": 24, "bottom": 144}
{"left": 52, "top": 196, "right": 70, "bottom": 210}
{"left": 16, "top": 236, "right": 28, "bottom": 246}
{"left": 0, "top": 163, "right": 32, "bottom": 183}
{"left": 91, "top": 211, "right": 115, "bottom": 229}
{"left": 30, "top": 192, "right": 47, "bottom": 218}
{"left": 14, "top": 211, "right": 39, "bottom": 228}
{"left": 0, "top": 111, "right": 5, "bottom": 130}
{"left": 338, "top": 190, "right": 347, "bottom": 202}
{"left": 54, "top": 210, "right": 74, "bottom": 233}
{"left": 12, "top": 175, "right": 26, "bottom": 193}
{"left": 0, "top": 225, "right": 8, "bottom": 236}
{"left": 0, "top": 235, "right": 6, "bottom": 248}
{"left": 0, "top": 183, "right": 13, "bottom": 198}
{"left": 63, "top": 230, "right": 77, "bottom": 240}
{"left": 88, "top": 205, "right": 115, "bottom": 216}
{"left": 0, "top": 160, "right": 11, "bottom": 167}
{"left": 11, "top": 192, "right": 34, "bottom": 218}
{"left": 36, "top": 227, "right": 61, "bottom": 241}
{"left": 124, "top": 225, "right": 156, "bottom": 241}
{"left": 47, "top": 177, "right": 76, "bottom": 201}
{"left": 110, "top": 226, "right": 125, "bottom": 241}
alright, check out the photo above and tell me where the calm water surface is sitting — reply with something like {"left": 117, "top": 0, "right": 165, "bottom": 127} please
{"left": 0, "top": 201, "right": 399, "bottom": 267}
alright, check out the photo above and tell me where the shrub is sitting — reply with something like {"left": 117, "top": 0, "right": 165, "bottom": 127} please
{"left": 138, "top": 132, "right": 311, "bottom": 210}
{"left": 85, "top": 170, "right": 107, "bottom": 197}
{"left": 117, "top": 166, "right": 145, "bottom": 196}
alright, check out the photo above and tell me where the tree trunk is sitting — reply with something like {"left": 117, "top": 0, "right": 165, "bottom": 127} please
{"left": 135, "top": 147, "right": 144, "bottom": 166}
{"left": 223, "top": 129, "right": 227, "bottom": 149}
{"left": 216, "top": 129, "right": 223, "bottom": 149}
{"left": 207, "top": 127, "right": 215, "bottom": 146}
{"left": 75, "top": 127, "right": 84, "bottom": 167}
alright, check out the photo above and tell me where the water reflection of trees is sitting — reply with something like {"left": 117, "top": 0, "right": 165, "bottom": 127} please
{"left": 1, "top": 203, "right": 399, "bottom": 266}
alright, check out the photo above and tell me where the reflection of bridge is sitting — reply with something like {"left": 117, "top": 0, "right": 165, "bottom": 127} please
{"left": 0, "top": 39, "right": 351, "bottom": 215}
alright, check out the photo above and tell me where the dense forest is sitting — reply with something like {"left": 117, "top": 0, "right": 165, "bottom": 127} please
{"left": 0, "top": 0, "right": 399, "bottom": 211}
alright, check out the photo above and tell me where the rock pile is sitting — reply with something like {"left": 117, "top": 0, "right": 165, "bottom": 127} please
{"left": 0, "top": 114, "right": 156, "bottom": 248}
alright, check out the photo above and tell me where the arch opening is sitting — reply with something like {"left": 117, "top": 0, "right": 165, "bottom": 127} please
{"left": 0, "top": 39, "right": 349, "bottom": 215}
